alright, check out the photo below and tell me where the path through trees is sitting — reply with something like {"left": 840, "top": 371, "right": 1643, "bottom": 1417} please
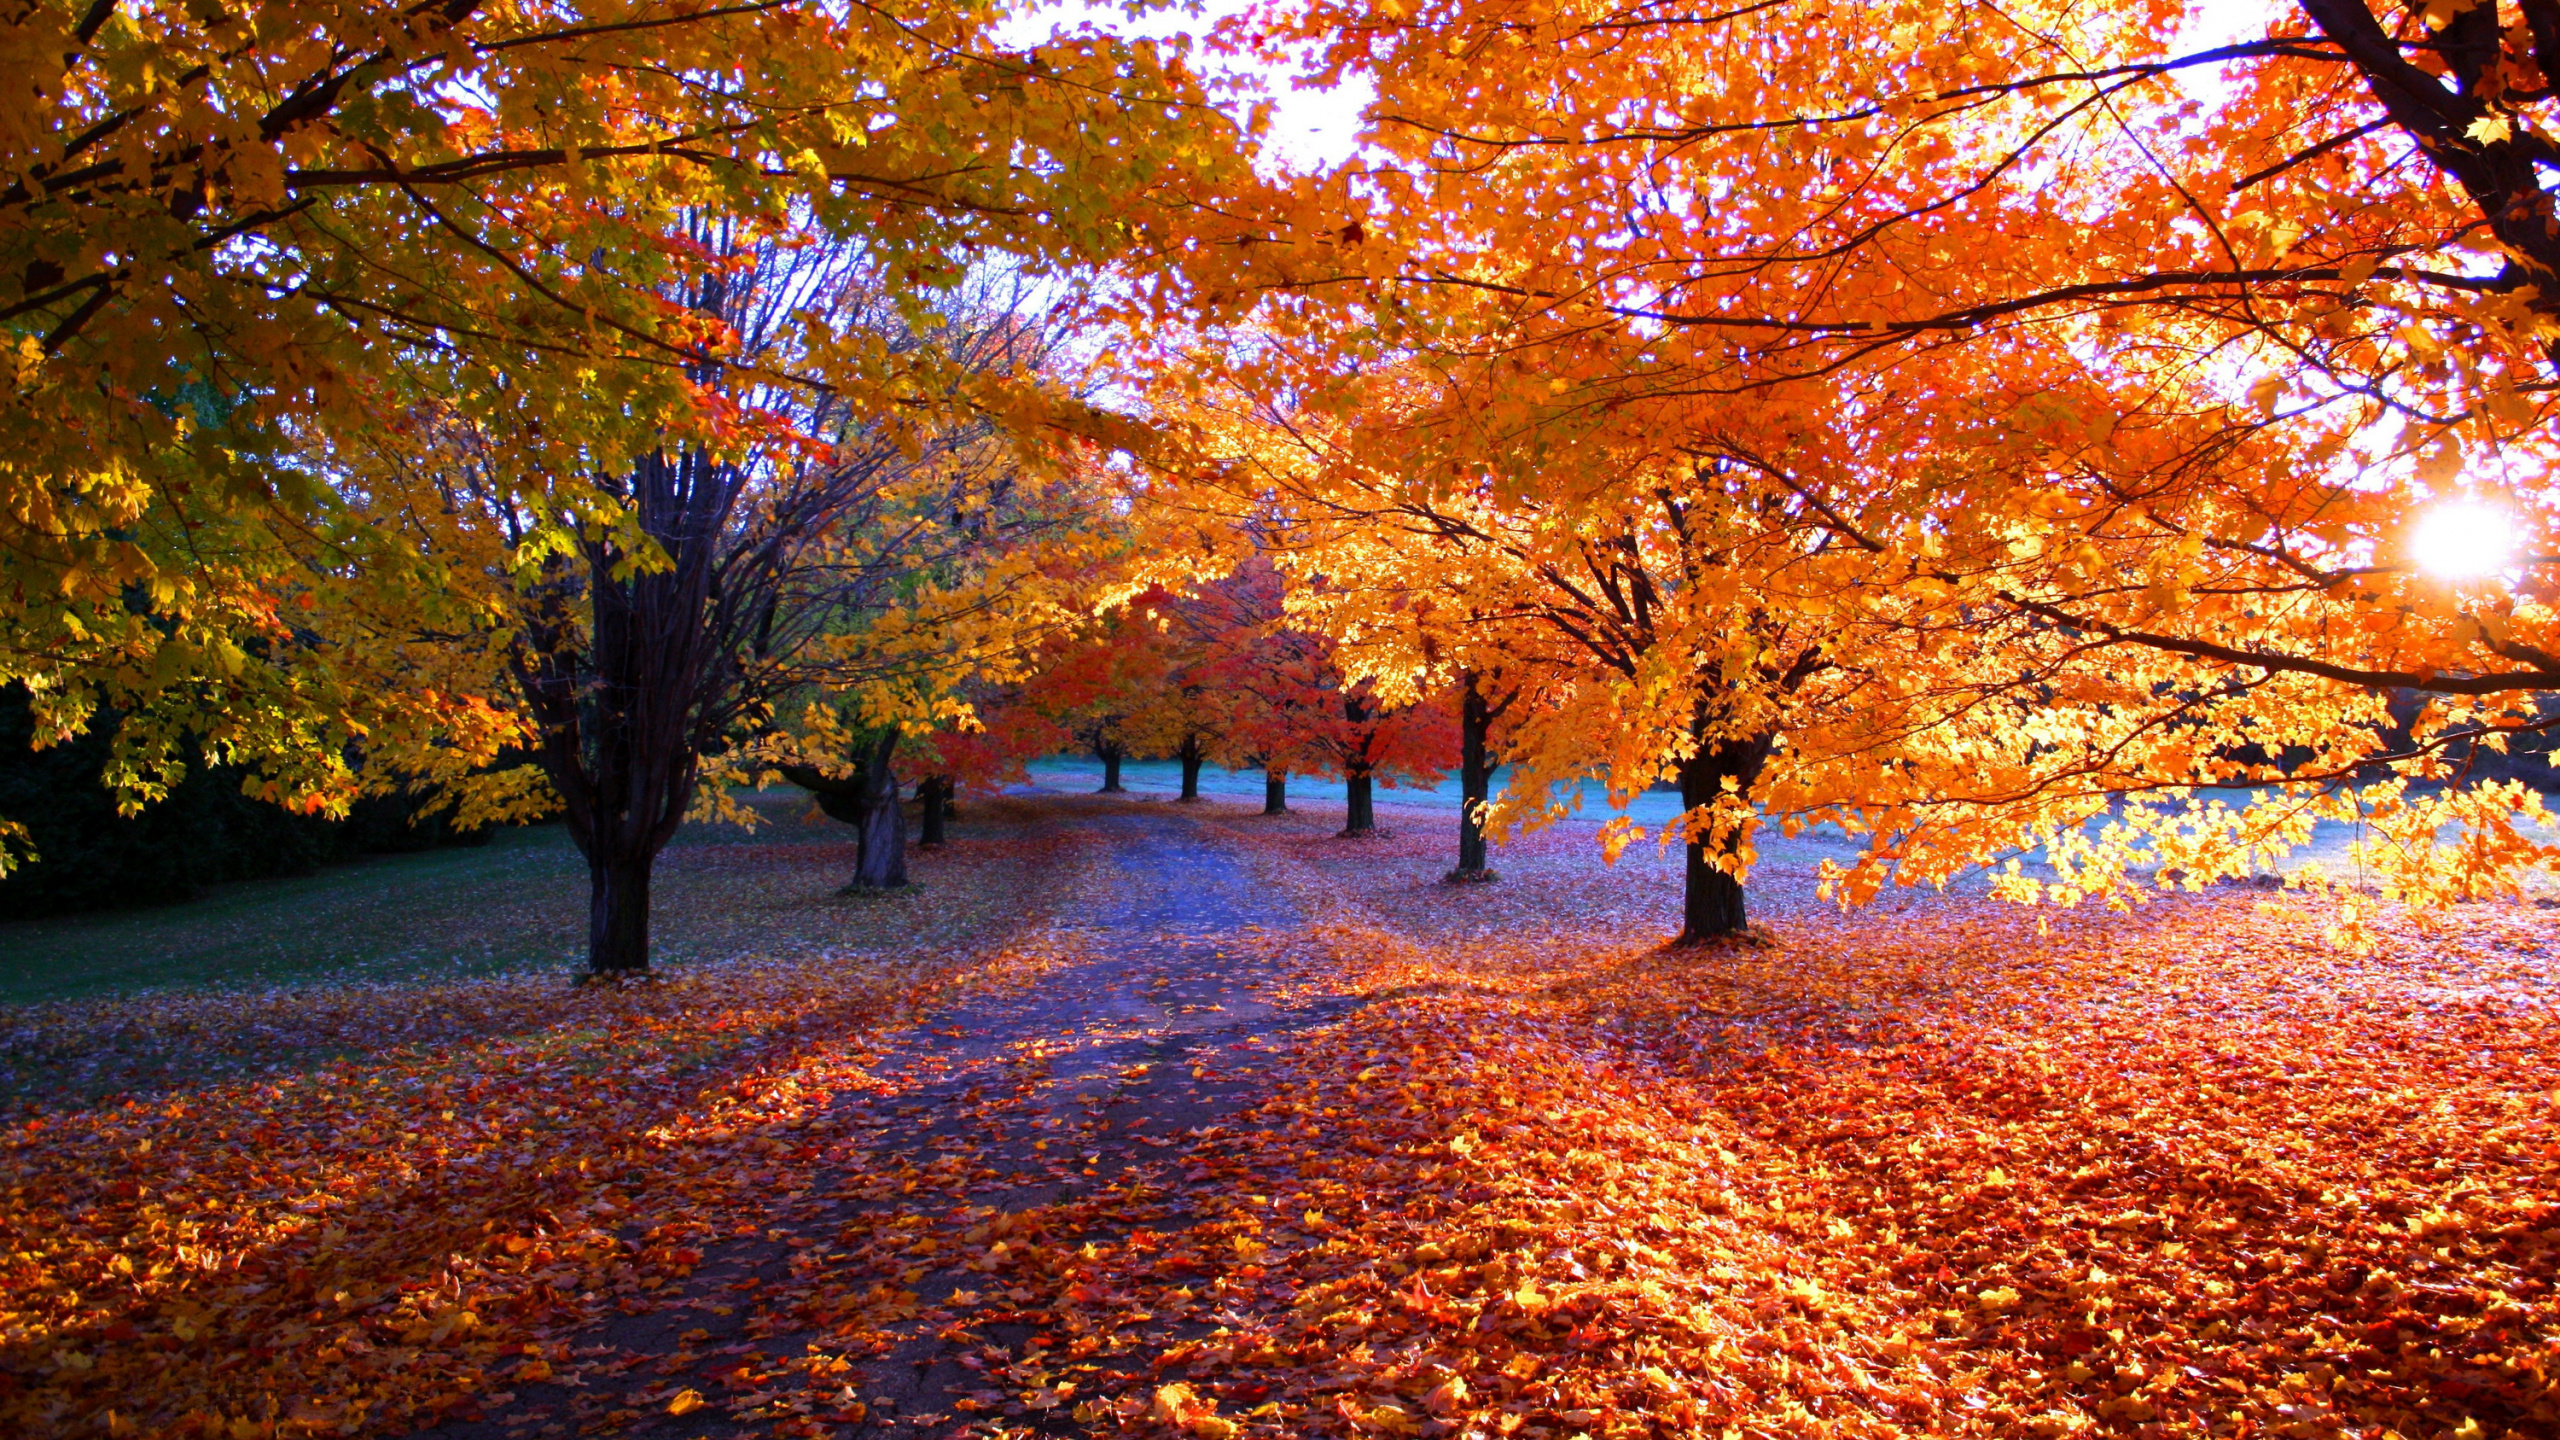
{"left": 421, "top": 806, "right": 1356, "bottom": 1439}
{"left": 5, "top": 790, "right": 2553, "bottom": 1439}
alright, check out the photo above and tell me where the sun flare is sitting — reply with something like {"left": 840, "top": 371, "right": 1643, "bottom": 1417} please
{"left": 2410, "top": 501, "right": 2517, "bottom": 579}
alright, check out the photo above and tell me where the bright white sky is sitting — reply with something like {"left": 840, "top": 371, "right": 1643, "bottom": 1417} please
{"left": 2173, "top": 0, "right": 2295, "bottom": 103}
{"left": 2181, "top": 0, "right": 2290, "bottom": 47}
{"left": 997, "top": 1, "right": 1371, "bottom": 172}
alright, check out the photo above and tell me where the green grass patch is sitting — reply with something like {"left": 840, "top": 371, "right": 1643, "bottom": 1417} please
{"left": 0, "top": 791, "right": 943, "bottom": 1006}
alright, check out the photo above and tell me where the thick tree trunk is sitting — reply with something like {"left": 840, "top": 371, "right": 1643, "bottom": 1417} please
{"left": 846, "top": 732, "right": 906, "bottom": 890}
{"left": 1674, "top": 731, "right": 1775, "bottom": 944}
{"left": 522, "top": 495, "right": 710, "bottom": 979}
{"left": 1097, "top": 741, "right": 1125, "bottom": 793}
{"left": 1263, "top": 768, "right": 1288, "bottom": 814}
{"left": 851, "top": 791, "right": 905, "bottom": 888}
{"left": 1680, "top": 841, "right": 1748, "bottom": 940}
{"left": 1341, "top": 769, "right": 1376, "bottom": 837}
{"left": 1178, "top": 737, "right": 1205, "bottom": 802}
{"left": 1449, "top": 675, "right": 1497, "bottom": 882}
{"left": 507, "top": 411, "right": 753, "bottom": 979}
{"left": 1340, "top": 691, "right": 1380, "bottom": 837}
{"left": 536, "top": 554, "right": 702, "bottom": 978}
{"left": 918, "top": 776, "right": 949, "bottom": 850}
{"left": 779, "top": 732, "right": 906, "bottom": 890}
{"left": 586, "top": 845, "right": 653, "bottom": 974}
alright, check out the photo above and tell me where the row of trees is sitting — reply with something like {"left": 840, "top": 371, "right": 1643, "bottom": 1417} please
{"left": 0, "top": 0, "right": 1274, "bottom": 972}
{"left": 12, "top": 0, "right": 2560, "bottom": 964}
{"left": 1036, "top": 565, "right": 1455, "bottom": 834}
{"left": 1103, "top": 0, "right": 2560, "bottom": 942}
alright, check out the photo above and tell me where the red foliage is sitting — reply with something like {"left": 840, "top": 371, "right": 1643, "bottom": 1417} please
{"left": 1188, "top": 560, "right": 1456, "bottom": 787}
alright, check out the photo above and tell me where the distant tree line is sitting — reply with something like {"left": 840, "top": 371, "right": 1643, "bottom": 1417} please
{"left": 0, "top": 689, "right": 486, "bottom": 920}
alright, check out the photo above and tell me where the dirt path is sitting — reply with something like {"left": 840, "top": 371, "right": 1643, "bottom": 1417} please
{"left": 430, "top": 802, "right": 1351, "bottom": 1439}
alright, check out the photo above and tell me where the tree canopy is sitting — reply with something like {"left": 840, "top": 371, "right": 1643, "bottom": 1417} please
{"left": 11, "top": 0, "right": 2560, "bottom": 947}
{"left": 2, "top": 0, "right": 1257, "bottom": 858}
{"left": 1109, "top": 0, "right": 2560, "bottom": 934}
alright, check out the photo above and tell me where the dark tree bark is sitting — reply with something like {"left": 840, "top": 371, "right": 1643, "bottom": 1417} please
{"left": 513, "top": 447, "right": 729, "bottom": 976}
{"left": 586, "top": 846, "right": 654, "bottom": 977}
{"left": 918, "top": 775, "right": 949, "bottom": 849}
{"left": 1177, "top": 736, "right": 1205, "bottom": 801}
{"left": 780, "top": 730, "right": 906, "bottom": 891}
{"left": 1447, "top": 671, "right": 1510, "bottom": 882}
{"left": 1263, "top": 767, "right": 1288, "bottom": 814}
{"left": 1341, "top": 771, "right": 1376, "bottom": 836}
{"left": 1674, "top": 729, "right": 1776, "bottom": 944}
{"left": 2296, "top": 0, "right": 2560, "bottom": 370}
{"left": 1339, "top": 692, "right": 1379, "bottom": 837}
{"left": 1096, "top": 739, "right": 1126, "bottom": 793}
{"left": 849, "top": 765, "right": 907, "bottom": 890}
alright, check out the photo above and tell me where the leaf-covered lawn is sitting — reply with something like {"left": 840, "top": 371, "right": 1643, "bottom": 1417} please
{"left": 1098, "top": 802, "right": 2558, "bottom": 1438}
{"left": 3, "top": 796, "right": 2554, "bottom": 1439}
{"left": 0, "top": 810, "right": 1106, "bottom": 1437}
{"left": 0, "top": 793, "right": 935, "bottom": 1009}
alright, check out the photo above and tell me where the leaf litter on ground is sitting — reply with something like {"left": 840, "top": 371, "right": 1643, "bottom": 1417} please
{"left": 3, "top": 795, "right": 2555, "bottom": 1440}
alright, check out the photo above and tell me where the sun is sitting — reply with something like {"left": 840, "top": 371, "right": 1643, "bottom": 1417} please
{"left": 2410, "top": 500, "right": 2517, "bottom": 579}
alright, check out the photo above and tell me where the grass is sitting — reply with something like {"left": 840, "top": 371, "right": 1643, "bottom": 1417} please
{"left": 0, "top": 790, "right": 1001, "bottom": 1006}
{"left": 7, "top": 769, "right": 2549, "bottom": 1009}
{"left": 0, "top": 792, "right": 1090, "bottom": 1105}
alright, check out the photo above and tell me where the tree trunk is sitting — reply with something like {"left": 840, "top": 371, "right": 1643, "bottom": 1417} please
{"left": 586, "top": 844, "right": 653, "bottom": 974}
{"left": 1341, "top": 769, "right": 1376, "bottom": 837}
{"left": 1680, "top": 837, "right": 1748, "bottom": 941}
{"left": 1097, "top": 741, "right": 1125, "bottom": 793}
{"left": 1674, "top": 731, "right": 1775, "bottom": 944}
{"left": 531, "top": 541, "right": 703, "bottom": 978}
{"left": 1178, "top": 737, "right": 1204, "bottom": 802}
{"left": 1449, "top": 674, "right": 1496, "bottom": 881}
{"left": 1340, "top": 691, "right": 1380, "bottom": 837}
{"left": 846, "top": 732, "right": 906, "bottom": 889}
{"left": 918, "top": 776, "right": 948, "bottom": 850}
{"left": 782, "top": 734, "right": 909, "bottom": 890}
{"left": 1263, "top": 768, "right": 1288, "bottom": 814}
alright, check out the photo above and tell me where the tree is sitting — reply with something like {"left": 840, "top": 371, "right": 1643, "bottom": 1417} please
{"left": 1159, "top": 0, "right": 2560, "bottom": 922}
{"left": 1237, "top": 588, "right": 1456, "bottom": 841}
{"left": 1223, "top": 0, "right": 2560, "bottom": 705}
{"left": 1318, "top": 679, "right": 1458, "bottom": 838}
{"left": 1117, "top": 589, "right": 1236, "bottom": 802}
{"left": 1025, "top": 603, "right": 1192, "bottom": 795}
{"left": 1448, "top": 670, "right": 1520, "bottom": 883}
{"left": 916, "top": 682, "right": 1072, "bottom": 811}
{"left": 781, "top": 730, "right": 911, "bottom": 891}
{"left": 1169, "top": 382, "right": 1840, "bottom": 937}
{"left": 1177, "top": 558, "right": 1316, "bottom": 815}
{"left": 3, "top": 0, "right": 1257, "bottom": 863}
{"left": 332, "top": 236, "right": 1102, "bottom": 969}
{"left": 1152, "top": 550, "right": 1455, "bottom": 835}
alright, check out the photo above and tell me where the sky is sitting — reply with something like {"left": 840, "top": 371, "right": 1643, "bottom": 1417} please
{"left": 997, "top": 1, "right": 1372, "bottom": 172}
{"left": 1002, "top": 1, "right": 2300, "bottom": 172}
{"left": 2180, "top": 0, "right": 2288, "bottom": 47}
